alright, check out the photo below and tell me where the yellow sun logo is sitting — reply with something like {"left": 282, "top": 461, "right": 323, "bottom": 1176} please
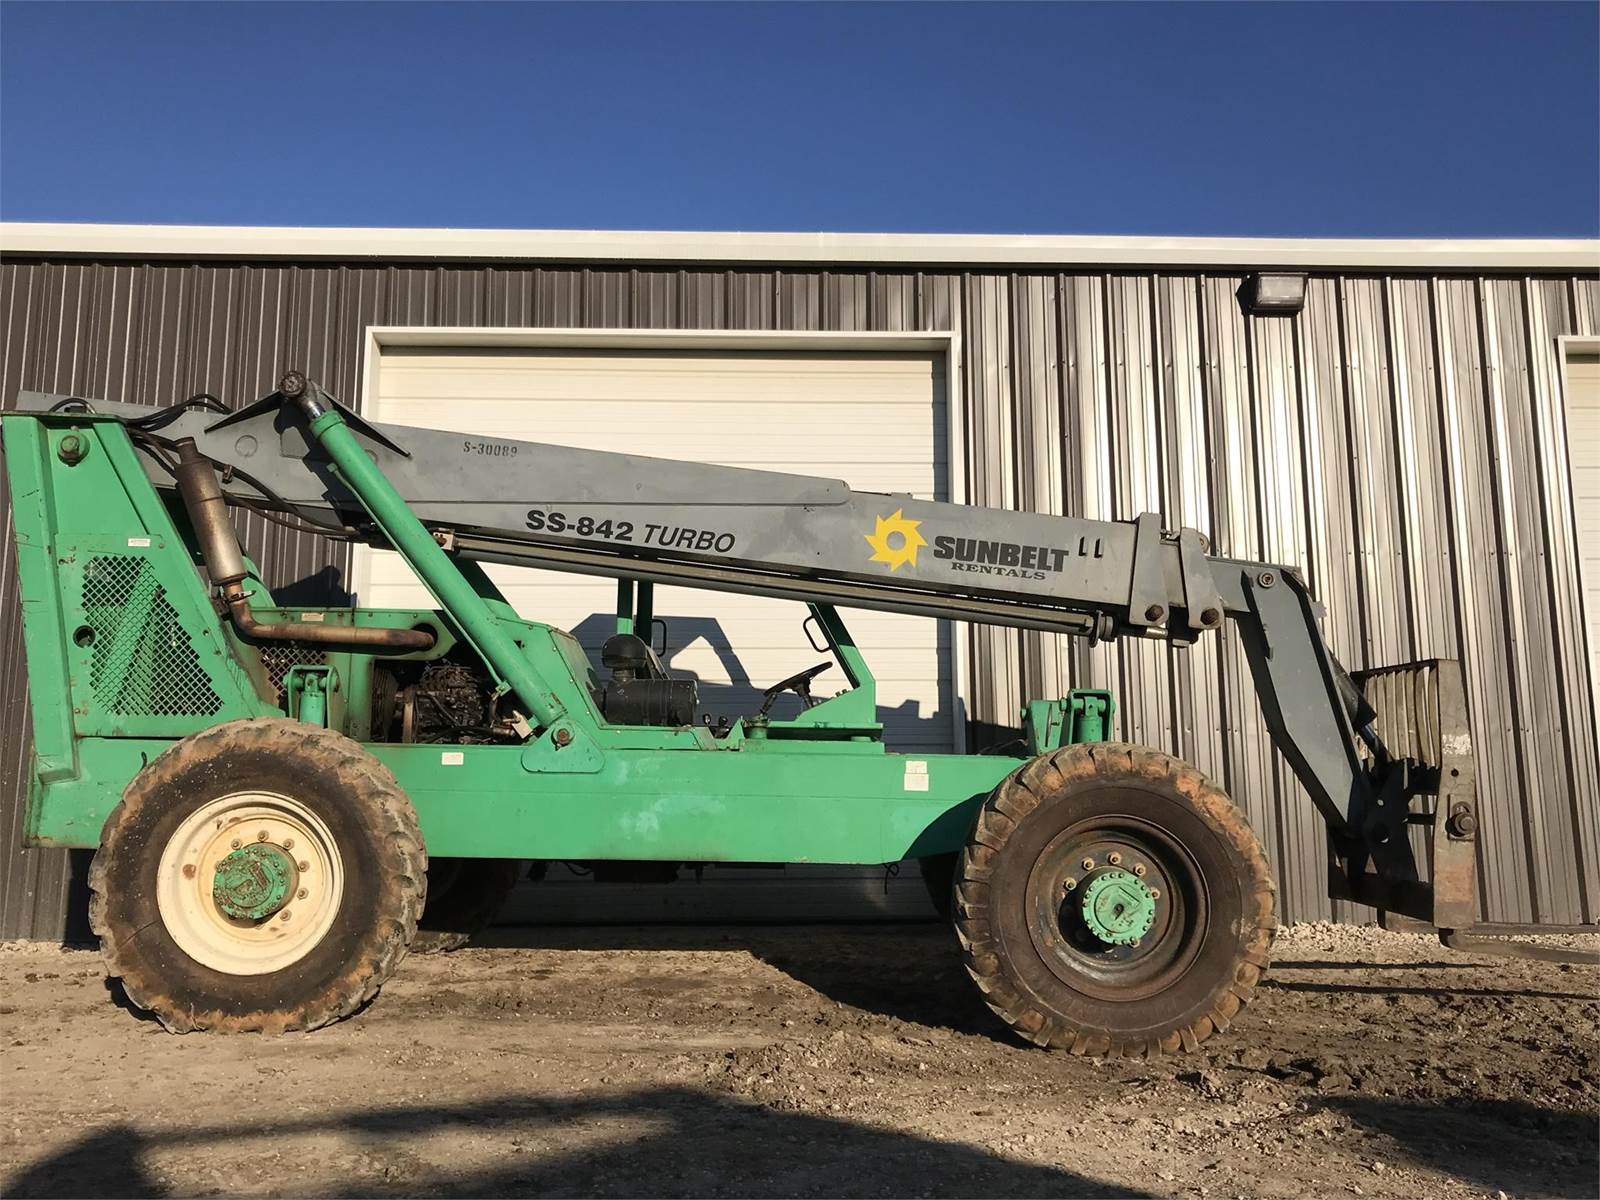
{"left": 864, "top": 509, "right": 928, "bottom": 572}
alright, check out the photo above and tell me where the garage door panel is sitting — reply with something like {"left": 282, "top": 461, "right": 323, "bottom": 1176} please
{"left": 362, "top": 343, "right": 955, "bottom": 753}
{"left": 380, "top": 387, "right": 941, "bottom": 413}
{"left": 378, "top": 347, "right": 940, "bottom": 388}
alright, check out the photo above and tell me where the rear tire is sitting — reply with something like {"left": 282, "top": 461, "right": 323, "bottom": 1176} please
{"left": 89, "top": 718, "right": 426, "bottom": 1033}
{"left": 954, "top": 742, "right": 1275, "bottom": 1056}
{"left": 411, "top": 858, "right": 527, "bottom": 953}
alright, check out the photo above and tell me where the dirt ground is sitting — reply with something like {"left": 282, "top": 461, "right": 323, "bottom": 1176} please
{"left": 0, "top": 921, "right": 1595, "bottom": 1199}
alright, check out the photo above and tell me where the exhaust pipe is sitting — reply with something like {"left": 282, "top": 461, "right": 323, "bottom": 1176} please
{"left": 172, "top": 439, "right": 435, "bottom": 651}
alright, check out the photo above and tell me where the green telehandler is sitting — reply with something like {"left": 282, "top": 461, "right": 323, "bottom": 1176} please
{"left": 1, "top": 370, "right": 1490, "bottom": 1053}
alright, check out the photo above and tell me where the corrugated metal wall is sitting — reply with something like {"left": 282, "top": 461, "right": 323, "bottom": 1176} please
{"left": 2, "top": 257, "right": 1597, "bottom": 937}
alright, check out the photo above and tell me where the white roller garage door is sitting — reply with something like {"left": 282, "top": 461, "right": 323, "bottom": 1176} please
{"left": 357, "top": 340, "right": 956, "bottom": 753}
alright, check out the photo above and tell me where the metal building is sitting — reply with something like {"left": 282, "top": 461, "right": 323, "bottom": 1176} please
{"left": 2, "top": 224, "right": 1597, "bottom": 939}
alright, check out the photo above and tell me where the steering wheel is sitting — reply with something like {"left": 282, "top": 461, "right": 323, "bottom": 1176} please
{"left": 758, "top": 662, "right": 833, "bottom": 717}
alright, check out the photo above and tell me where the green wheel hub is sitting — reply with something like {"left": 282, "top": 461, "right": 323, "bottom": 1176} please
{"left": 212, "top": 843, "right": 296, "bottom": 922}
{"left": 1079, "top": 869, "right": 1157, "bottom": 945}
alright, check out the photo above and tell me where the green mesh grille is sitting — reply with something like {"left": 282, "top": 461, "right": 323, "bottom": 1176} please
{"left": 81, "top": 555, "right": 222, "bottom": 717}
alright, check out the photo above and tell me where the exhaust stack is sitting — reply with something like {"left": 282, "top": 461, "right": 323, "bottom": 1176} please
{"left": 172, "top": 438, "right": 433, "bottom": 651}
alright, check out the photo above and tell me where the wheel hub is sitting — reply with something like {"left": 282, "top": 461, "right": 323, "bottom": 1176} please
{"left": 212, "top": 843, "right": 297, "bottom": 922}
{"left": 1078, "top": 868, "right": 1156, "bottom": 946}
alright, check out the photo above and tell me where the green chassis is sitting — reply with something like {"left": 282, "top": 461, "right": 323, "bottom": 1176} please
{"left": 4, "top": 410, "right": 1113, "bottom": 865}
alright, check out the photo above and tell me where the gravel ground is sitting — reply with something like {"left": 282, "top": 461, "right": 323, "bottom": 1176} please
{"left": 1, "top": 921, "right": 1595, "bottom": 1199}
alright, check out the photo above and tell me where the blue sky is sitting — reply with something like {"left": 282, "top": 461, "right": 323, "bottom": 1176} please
{"left": 1, "top": 1, "right": 1595, "bottom": 236}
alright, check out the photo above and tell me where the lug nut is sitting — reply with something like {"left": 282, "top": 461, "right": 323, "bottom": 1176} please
{"left": 1130, "top": 939, "right": 1141, "bottom": 948}
{"left": 297, "top": 861, "right": 310, "bottom": 872}
{"left": 282, "top": 838, "right": 294, "bottom": 851}
{"left": 257, "top": 831, "right": 269, "bottom": 842}
{"left": 230, "top": 839, "right": 242, "bottom": 850}
{"left": 1133, "top": 863, "right": 1147, "bottom": 876}
{"left": 1150, "top": 889, "right": 1161, "bottom": 900}
{"left": 279, "top": 910, "right": 292, "bottom": 922}
{"left": 297, "top": 889, "right": 308, "bottom": 900}
{"left": 1064, "top": 878, "right": 1077, "bottom": 892}
{"left": 1108, "top": 852, "right": 1122, "bottom": 865}
{"left": 1081, "top": 857, "right": 1095, "bottom": 871}
{"left": 182, "top": 864, "right": 197, "bottom": 879}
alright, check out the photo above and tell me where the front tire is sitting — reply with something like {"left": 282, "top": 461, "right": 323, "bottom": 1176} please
{"left": 954, "top": 743, "right": 1275, "bottom": 1056}
{"left": 89, "top": 718, "right": 426, "bottom": 1033}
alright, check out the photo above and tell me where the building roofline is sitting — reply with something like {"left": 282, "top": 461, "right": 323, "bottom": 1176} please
{"left": 1, "top": 222, "right": 1596, "bottom": 272}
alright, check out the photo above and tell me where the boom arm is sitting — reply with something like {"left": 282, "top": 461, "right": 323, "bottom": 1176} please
{"left": 13, "top": 376, "right": 1478, "bottom": 928}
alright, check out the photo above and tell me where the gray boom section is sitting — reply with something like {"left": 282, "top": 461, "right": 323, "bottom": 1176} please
{"left": 17, "top": 391, "right": 1230, "bottom": 643}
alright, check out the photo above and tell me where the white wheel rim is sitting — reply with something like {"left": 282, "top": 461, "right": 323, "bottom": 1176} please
{"left": 156, "top": 791, "right": 345, "bottom": 976}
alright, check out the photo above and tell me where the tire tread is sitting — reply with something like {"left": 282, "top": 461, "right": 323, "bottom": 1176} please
{"left": 90, "top": 718, "right": 426, "bottom": 1034}
{"left": 953, "top": 741, "right": 1276, "bottom": 1057}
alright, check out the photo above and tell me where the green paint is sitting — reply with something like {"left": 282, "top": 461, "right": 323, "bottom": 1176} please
{"left": 1068, "top": 690, "right": 1113, "bottom": 743}
{"left": 1080, "top": 869, "right": 1156, "bottom": 945}
{"left": 212, "top": 843, "right": 295, "bottom": 921}
{"left": 34, "top": 736, "right": 1013, "bottom": 862}
{"left": 1025, "top": 691, "right": 1112, "bottom": 753}
{"left": 614, "top": 579, "right": 635, "bottom": 636}
{"left": 287, "top": 667, "right": 329, "bottom": 727}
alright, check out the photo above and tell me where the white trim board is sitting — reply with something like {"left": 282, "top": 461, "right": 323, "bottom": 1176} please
{"left": 355, "top": 325, "right": 969, "bottom": 753}
{"left": 4, "top": 221, "right": 1597, "bottom": 271}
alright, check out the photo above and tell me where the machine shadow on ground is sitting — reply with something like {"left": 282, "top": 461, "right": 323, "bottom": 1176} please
{"left": 1, "top": 1086, "right": 1143, "bottom": 1200}
{"left": 477, "top": 921, "right": 998, "bottom": 1038}
{"left": 1323, "top": 1094, "right": 1600, "bottom": 1198}
{"left": 1263, "top": 975, "right": 1597, "bottom": 1002}
{"left": 477, "top": 922, "right": 1600, "bottom": 1036}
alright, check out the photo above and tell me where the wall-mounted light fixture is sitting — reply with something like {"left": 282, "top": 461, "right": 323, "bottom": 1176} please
{"left": 1237, "top": 272, "right": 1308, "bottom": 317}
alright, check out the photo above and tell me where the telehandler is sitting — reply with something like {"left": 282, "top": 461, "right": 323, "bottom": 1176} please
{"left": 1, "top": 370, "right": 1488, "bottom": 1054}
